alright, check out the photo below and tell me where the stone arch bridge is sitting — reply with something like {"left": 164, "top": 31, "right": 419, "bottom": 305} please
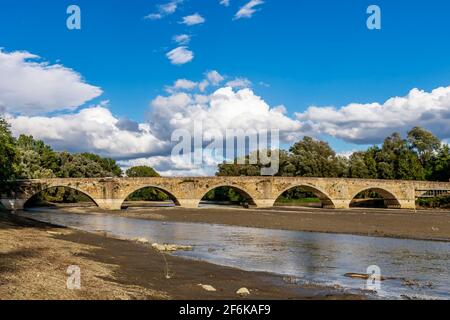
{"left": 1, "top": 177, "right": 450, "bottom": 211}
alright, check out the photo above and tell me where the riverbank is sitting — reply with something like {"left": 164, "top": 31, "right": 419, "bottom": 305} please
{"left": 91, "top": 205, "right": 450, "bottom": 242}
{"left": 0, "top": 212, "right": 362, "bottom": 300}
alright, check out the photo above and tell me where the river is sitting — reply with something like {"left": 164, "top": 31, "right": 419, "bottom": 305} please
{"left": 18, "top": 208, "right": 450, "bottom": 300}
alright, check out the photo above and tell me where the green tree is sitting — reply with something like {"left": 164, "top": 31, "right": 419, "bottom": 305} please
{"left": 57, "top": 152, "right": 112, "bottom": 178}
{"left": 289, "top": 137, "right": 345, "bottom": 177}
{"left": 428, "top": 145, "right": 450, "bottom": 181}
{"left": 14, "top": 135, "right": 58, "bottom": 179}
{"left": 216, "top": 149, "right": 289, "bottom": 177}
{"left": 364, "top": 147, "right": 379, "bottom": 178}
{"left": 81, "top": 153, "right": 122, "bottom": 177}
{"left": 0, "top": 118, "right": 16, "bottom": 183}
{"left": 407, "top": 127, "right": 441, "bottom": 167}
{"left": 126, "top": 166, "right": 160, "bottom": 177}
{"left": 376, "top": 132, "right": 424, "bottom": 180}
{"left": 348, "top": 152, "right": 370, "bottom": 178}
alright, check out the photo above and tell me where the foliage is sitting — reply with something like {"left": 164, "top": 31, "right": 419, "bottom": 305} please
{"left": 0, "top": 118, "right": 16, "bottom": 185}
{"left": 417, "top": 196, "right": 450, "bottom": 209}
{"left": 126, "top": 166, "right": 160, "bottom": 177}
{"left": 215, "top": 128, "right": 450, "bottom": 190}
{"left": 202, "top": 187, "right": 247, "bottom": 203}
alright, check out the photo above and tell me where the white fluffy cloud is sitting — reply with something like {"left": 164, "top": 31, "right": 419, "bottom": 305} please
{"left": 226, "top": 77, "right": 252, "bottom": 88}
{"left": 206, "top": 70, "right": 225, "bottom": 85}
{"left": 181, "top": 13, "right": 205, "bottom": 26}
{"left": 7, "top": 104, "right": 168, "bottom": 159}
{"left": 166, "top": 46, "right": 194, "bottom": 65}
{"left": 234, "top": 0, "right": 264, "bottom": 19}
{"left": 144, "top": 0, "right": 183, "bottom": 20}
{"left": 296, "top": 86, "right": 450, "bottom": 144}
{"left": 165, "top": 70, "right": 225, "bottom": 93}
{"left": 149, "top": 86, "right": 302, "bottom": 143}
{"left": 220, "top": 0, "right": 230, "bottom": 6}
{"left": 0, "top": 50, "right": 102, "bottom": 115}
{"left": 173, "top": 34, "right": 191, "bottom": 45}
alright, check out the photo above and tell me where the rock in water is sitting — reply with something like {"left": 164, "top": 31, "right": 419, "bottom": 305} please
{"left": 134, "top": 237, "right": 149, "bottom": 244}
{"left": 236, "top": 287, "right": 250, "bottom": 296}
{"left": 152, "top": 243, "right": 193, "bottom": 252}
{"left": 198, "top": 284, "right": 217, "bottom": 292}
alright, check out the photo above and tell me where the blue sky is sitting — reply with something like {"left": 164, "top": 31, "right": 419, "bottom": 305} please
{"left": 1, "top": 0, "right": 450, "bottom": 175}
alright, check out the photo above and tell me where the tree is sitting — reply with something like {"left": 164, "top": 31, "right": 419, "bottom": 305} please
{"left": 374, "top": 132, "right": 425, "bottom": 180}
{"left": 216, "top": 149, "right": 289, "bottom": 177}
{"left": 0, "top": 118, "right": 16, "bottom": 183}
{"left": 14, "top": 135, "right": 58, "bottom": 179}
{"left": 407, "top": 127, "right": 441, "bottom": 167}
{"left": 396, "top": 148, "right": 425, "bottom": 180}
{"left": 348, "top": 152, "right": 370, "bottom": 178}
{"left": 428, "top": 145, "right": 450, "bottom": 181}
{"left": 57, "top": 152, "right": 113, "bottom": 178}
{"left": 81, "top": 153, "right": 122, "bottom": 177}
{"left": 126, "top": 166, "right": 160, "bottom": 177}
{"left": 289, "top": 137, "right": 345, "bottom": 177}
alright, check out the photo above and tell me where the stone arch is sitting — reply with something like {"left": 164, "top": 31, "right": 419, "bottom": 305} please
{"left": 24, "top": 185, "right": 99, "bottom": 208}
{"left": 350, "top": 187, "right": 401, "bottom": 209}
{"left": 198, "top": 184, "right": 258, "bottom": 207}
{"left": 274, "top": 184, "right": 336, "bottom": 209}
{"left": 120, "top": 185, "right": 181, "bottom": 209}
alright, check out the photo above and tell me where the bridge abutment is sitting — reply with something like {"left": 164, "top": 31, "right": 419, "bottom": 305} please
{"left": 0, "top": 199, "right": 26, "bottom": 211}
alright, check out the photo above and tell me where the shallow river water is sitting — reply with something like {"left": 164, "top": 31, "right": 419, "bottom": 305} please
{"left": 19, "top": 208, "right": 450, "bottom": 299}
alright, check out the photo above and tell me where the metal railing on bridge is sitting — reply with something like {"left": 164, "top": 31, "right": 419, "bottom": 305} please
{"left": 416, "top": 189, "right": 450, "bottom": 198}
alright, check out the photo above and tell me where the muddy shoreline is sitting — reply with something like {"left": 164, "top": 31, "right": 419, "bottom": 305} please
{"left": 0, "top": 212, "right": 364, "bottom": 300}
{"left": 71, "top": 204, "right": 450, "bottom": 242}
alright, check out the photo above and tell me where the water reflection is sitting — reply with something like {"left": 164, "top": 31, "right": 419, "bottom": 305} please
{"left": 19, "top": 209, "right": 450, "bottom": 299}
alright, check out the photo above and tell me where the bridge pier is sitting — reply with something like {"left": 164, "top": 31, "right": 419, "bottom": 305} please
{"left": 94, "top": 199, "right": 123, "bottom": 211}
{"left": 253, "top": 199, "right": 276, "bottom": 208}
{"left": 396, "top": 199, "right": 416, "bottom": 210}
{"left": 177, "top": 199, "right": 201, "bottom": 208}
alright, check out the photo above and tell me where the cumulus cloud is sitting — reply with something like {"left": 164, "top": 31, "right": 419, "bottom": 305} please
{"left": 144, "top": 13, "right": 163, "bottom": 20}
{"left": 234, "top": 0, "right": 264, "bottom": 19}
{"left": 226, "top": 77, "right": 252, "bottom": 89}
{"left": 144, "top": 0, "right": 183, "bottom": 20}
{"left": 149, "top": 86, "right": 302, "bottom": 143}
{"left": 166, "top": 46, "right": 194, "bottom": 65}
{"left": 220, "top": 0, "right": 230, "bottom": 6}
{"left": 164, "top": 70, "right": 225, "bottom": 93}
{"left": 206, "top": 70, "right": 225, "bottom": 85}
{"left": 0, "top": 49, "right": 102, "bottom": 115}
{"left": 295, "top": 86, "right": 450, "bottom": 144}
{"left": 6, "top": 104, "right": 168, "bottom": 159}
{"left": 181, "top": 13, "right": 205, "bottom": 26}
{"left": 165, "top": 79, "right": 198, "bottom": 93}
{"left": 173, "top": 34, "right": 191, "bottom": 45}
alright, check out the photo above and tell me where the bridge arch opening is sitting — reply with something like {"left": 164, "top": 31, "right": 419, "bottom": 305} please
{"left": 274, "top": 185, "right": 335, "bottom": 209}
{"left": 24, "top": 186, "right": 98, "bottom": 209}
{"left": 121, "top": 186, "right": 181, "bottom": 209}
{"left": 350, "top": 188, "right": 401, "bottom": 209}
{"left": 200, "top": 186, "right": 257, "bottom": 208}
